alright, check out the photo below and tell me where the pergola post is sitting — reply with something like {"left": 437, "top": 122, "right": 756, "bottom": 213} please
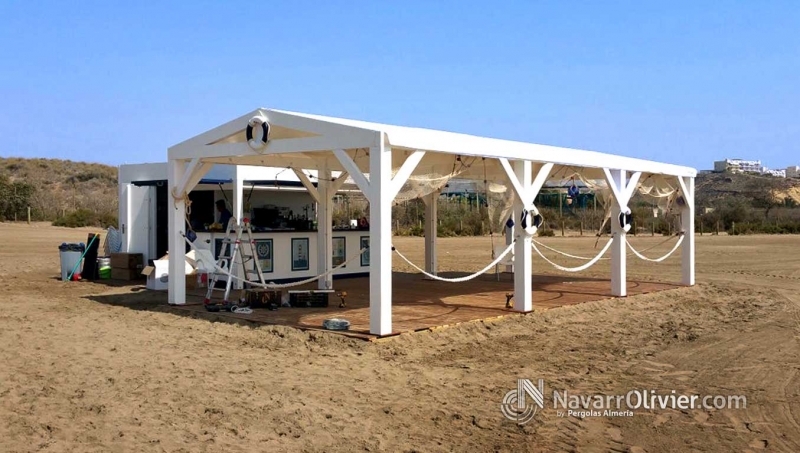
{"left": 167, "top": 158, "right": 187, "bottom": 305}
{"left": 233, "top": 169, "right": 244, "bottom": 221}
{"left": 317, "top": 164, "right": 334, "bottom": 289}
{"left": 610, "top": 200, "right": 627, "bottom": 296}
{"left": 605, "top": 169, "right": 631, "bottom": 297}
{"left": 678, "top": 176, "right": 695, "bottom": 285}
{"left": 231, "top": 169, "right": 245, "bottom": 290}
{"left": 423, "top": 190, "right": 439, "bottom": 275}
{"left": 369, "top": 139, "right": 393, "bottom": 335}
{"left": 512, "top": 160, "right": 533, "bottom": 311}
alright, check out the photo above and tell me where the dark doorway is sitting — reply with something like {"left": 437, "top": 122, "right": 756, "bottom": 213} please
{"left": 155, "top": 183, "right": 168, "bottom": 259}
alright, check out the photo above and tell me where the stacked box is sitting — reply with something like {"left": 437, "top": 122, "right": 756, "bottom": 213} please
{"left": 110, "top": 253, "right": 144, "bottom": 280}
{"left": 288, "top": 290, "right": 332, "bottom": 308}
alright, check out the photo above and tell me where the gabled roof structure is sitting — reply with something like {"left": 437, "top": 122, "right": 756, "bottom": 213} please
{"left": 169, "top": 108, "right": 695, "bottom": 180}
{"left": 166, "top": 108, "right": 697, "bottom": 336}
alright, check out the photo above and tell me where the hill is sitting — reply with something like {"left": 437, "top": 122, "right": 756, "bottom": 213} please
{"left": 0, "top": 157, "right": 797, "bottom": 232}
{"left": 695, "top": 171, "right": 800, "bottom": 207}
{"left": 0, "top": 157, "right": 118, "bottom": 223}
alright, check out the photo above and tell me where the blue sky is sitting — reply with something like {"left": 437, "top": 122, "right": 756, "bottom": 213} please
{"left": 0, "top": 1, "right": 798, "bottom": 170}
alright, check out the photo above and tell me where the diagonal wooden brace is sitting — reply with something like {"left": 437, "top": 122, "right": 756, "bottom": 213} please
{"left": 499, "top": 158, "right": 553, "bottom": 217}
{"left": 333, "top": 149, "right": 371, "bottom": 203}
{"left": 603, "top": 168, "right": 641, "bottom": 214}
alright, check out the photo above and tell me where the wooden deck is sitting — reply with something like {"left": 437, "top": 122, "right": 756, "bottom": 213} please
{"left": 169, "top": 272, "right": 677, "bottom": 340}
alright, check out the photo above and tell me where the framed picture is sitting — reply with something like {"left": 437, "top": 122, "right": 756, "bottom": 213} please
{"left": 255, "top": 239, "right": 273, "bottom": 273}
{"left": 291, "top": 238, "right": 310, "bottom": 271}
{"left": 332, "top": 237, "right": 346, "bottom": 267}
{"left": 360, "top": 236, "right": 370, "bottom": 267}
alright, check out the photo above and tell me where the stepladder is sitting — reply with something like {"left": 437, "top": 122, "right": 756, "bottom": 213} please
{"left": 204, "top": 218, "right": 266, "bottom": 312}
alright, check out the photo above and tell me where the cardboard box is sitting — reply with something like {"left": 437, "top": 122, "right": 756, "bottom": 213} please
{"left": 110, "top": 253, "right": 144, "bottom": 270}
{"left": 186, "top": 271, "right": 208, "bottom": 290}
{"left": 141, "top": 255, "right": 193, "bottom": 291}
{"left": 111, "top": 268, "right": 143, "bottom": 281}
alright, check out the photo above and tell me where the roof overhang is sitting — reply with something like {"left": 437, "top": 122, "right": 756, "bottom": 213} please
{"left": 167, "top": 108, "right": 696, "bottom": 179}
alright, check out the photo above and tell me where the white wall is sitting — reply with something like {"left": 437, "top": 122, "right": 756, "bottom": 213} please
{"left": 118, "top": 162, "right": 330, "bottom": 267}
{"left": 193, "top": 229, "right": 369, "bottom": 281}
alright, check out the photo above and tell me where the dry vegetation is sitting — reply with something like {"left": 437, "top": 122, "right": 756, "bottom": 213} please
{"left": 0, "top": 157, "right": 117, "bottom": 224}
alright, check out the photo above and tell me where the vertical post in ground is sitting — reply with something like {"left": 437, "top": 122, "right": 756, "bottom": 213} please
{"left": 680, "top": 176, "right": 695, "bottom": 286}
{"left": 369, "top": 138, "right": 393, "bottom": 335}
{"left": 317, "top": 164, "right": 333, "bottom": 289}
{"left": 609, "top": 169, "right": 628, "bottom": 297}
{"left": 423, "top": 191, "right": 438, "bottom": 276}
{"left": 513, "top": 160, "right": 533, "bottom": 312}
{"left": 168, "top": 158, "right": 187, "bottom": 305}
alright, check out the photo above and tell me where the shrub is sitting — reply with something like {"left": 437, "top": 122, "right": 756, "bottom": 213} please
{"left": 53, "top": 209, "right": 118, "bottom": 228}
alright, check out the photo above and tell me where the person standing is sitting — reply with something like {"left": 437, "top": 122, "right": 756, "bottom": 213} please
{"left": 216, "top": 199, "right": 233, "bottom": 228}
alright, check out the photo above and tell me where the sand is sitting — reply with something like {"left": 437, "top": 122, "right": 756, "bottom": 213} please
{"left": 0, "top": 222, "right": 798, "bottom": 452}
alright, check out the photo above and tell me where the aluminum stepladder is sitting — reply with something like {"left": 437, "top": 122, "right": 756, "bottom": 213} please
{"left": 203, "top": 218, "right": 267, "bottom": 312}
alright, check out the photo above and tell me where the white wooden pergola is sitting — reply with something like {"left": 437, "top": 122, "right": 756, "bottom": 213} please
{"left": 167, "top": 108, "right": 696, "bottom": 336}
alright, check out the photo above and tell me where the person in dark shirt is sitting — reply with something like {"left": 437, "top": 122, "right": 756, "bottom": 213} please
{"left": 216, "top": 200, "right": 233, "bottom": 228}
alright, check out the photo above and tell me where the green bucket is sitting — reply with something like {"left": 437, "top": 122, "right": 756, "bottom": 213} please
{"left": 98, "top": 257, "right": 112, "bottom": 280}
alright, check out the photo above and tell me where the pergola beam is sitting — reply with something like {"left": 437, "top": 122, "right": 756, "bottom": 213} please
{"left": 389, "top": 150, "right": 426, "bottom": 200}
{"left": 291, "top": 168, "right": 321, "bottom": 203}
{"left": 333, "top": 149, "right": 372, "bottom": 202}
{"left": 330, "top": 171, "right": 350, "bottom": 193}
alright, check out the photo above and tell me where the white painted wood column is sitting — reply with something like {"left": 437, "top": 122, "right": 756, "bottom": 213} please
{"left": 317, "top": 165, "right": 334, "bottom": 289}
{"left": 369, "top": 139, "right": 393, "bottom": 335}
{"left": 423, "top": 191, "right": 438, "bottom": 275}
{"left": 513, "top": 161, "right": 533, "bottom": 312}
{"left": 233, "top": 169, "right": 244, "bottom": 222}
{"left": 167, "top": 158, "right": 187, "bottom": 305}
{"left": 609, "top": 170, "right": 628, "bottom": 297}
{"left": 680, "top": 176, "right": 695, "bottom": 286}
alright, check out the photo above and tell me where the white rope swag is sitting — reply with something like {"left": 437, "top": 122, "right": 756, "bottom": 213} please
{"left": 392, "top": 242, "right": 515, "bottom": 283}
{"left": 531, "top": 238, "right": 611, "bottom": 261}
{"left": 530, "top": 235, "right": 616, "bottom": 272}
{"left": 626, "top": 233, "right": 685, "bottom": 262}
{"left": 182, "top": 234, "right": 368, "bottom": 289}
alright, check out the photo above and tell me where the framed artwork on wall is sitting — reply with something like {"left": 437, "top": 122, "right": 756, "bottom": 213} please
{"left": 255, "top": 239, "right": 273, "bottom": 273}
{"left": 360, "top": 236, "right": 370, "bottom": 267}
{"left": 332, "top": 237, "right": 346, "bottom": 267}
{"left": 291, "top": 238, "right": 310, "bottom": 271}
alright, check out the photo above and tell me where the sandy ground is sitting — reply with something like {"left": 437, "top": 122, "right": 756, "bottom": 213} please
{"left": 0, "top": 222, "right": 799, "bottom": 452}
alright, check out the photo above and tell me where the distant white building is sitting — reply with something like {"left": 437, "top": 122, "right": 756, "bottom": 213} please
{"left": 714, "top": 158, "right": 762, "bottom": 173}
{"left": 762, "top": 168, "right": 786, "bottom": 178}
{"left": 787, "top": 166, "right": 800, "bottom": 178}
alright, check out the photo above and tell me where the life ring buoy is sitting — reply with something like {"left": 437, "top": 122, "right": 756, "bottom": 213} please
{"left": 246, "top": 116, "right": 270, "bottom": 150}
{"left": 619, "top": 210, "right": 633, "bottom": 233}
{"left": 520, "top": 209, "right": 543, "bottom": 235}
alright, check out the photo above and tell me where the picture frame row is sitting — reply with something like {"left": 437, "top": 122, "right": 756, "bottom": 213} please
{"left": 214, "top": 236, "right": 370, "bottom": 273}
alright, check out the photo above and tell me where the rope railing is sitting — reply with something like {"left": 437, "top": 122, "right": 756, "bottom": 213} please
{"left": 530, "top": 234, "right": 616, "bottom": 272}
{"left": 393, "top": 242, "right": 515, "bottom": 283}
{"left": 530, "top": 238, "right": 611, "bottom": 261}
{"left": 625, "top": 233, "right": 685, "bottom": 262}
{"left": 182, "top": 234, "right": 368, "bottom": 289}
